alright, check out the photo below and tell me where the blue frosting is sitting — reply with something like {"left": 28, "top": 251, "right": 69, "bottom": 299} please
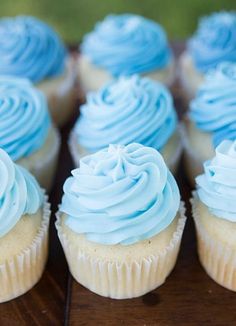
{"left": 196, "top": 140, "right": 236, "bottom": 222}
{"left": 0, "top": 16, "right": 67, "bottom": 83}
{"left": 0, "top": 149, "right": 43, "bottom": 238}
{"left": 188, "top": 11, "right": 236, "bottom": 72}
{"left": 81, "top": 14, "right": 172, "bottom": 76}
{"left": 75, "top": 75, "right": 177, "bottom": 152}
{"left": 0, "top": 76, "right": 51, "bottom": 161}
{"left": 60, "top": 143, "right": 180, "bottom": 245}
{"left": 190, "top": 62, "right": 236, "bottom": 147}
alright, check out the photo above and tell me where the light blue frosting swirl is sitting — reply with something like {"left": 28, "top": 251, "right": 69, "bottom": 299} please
{"left": 196, "top": 140, "right": 236, "bottom": 222}
{"left": 0, "top": 149, "right": 43, "bottom": 238}
{"left": 81, "top": 14, "right": 172, "bottom": 76}
{"left": 75, "top": 75, "right": 177, "bottom": 152}
{"left": 189, "top": 62, "right": 236, "bottom": 147}
{"left": 188, "top": 11, "right": 236, "bottom": 72}
{"left": 60, "top": 143, "right": 180, "bottom": 245}
{"left": 0, "top": 76, "right": 51, "bottom": 161}
{"left": 0, "top": 16, "right": 67, "bottom": 83}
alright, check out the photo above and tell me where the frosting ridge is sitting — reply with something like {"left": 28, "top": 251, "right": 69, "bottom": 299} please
{"left": 0, "top": 149, "right": 43, "bottom": 238}
{"left": 0, "top": 16, "right": 67, "bottom": 83}
{"left": 0, "top": 76, "right": 51, "bottom": 161}
{"left": 188, "top": 11, "right": 236, "bottom": 72}
{"left": 196, "top": 140, "right": 236, "bottom": 222}
{"left": 81, "top": 14, "right": 172, "bottom": 76}
{"left": 60, "top": 143, "right": 180, "bottom": 245}
{"left": 75, "top": 75, "right": 177, "bottom": 152}
{"left": 189, "top": 62, "right": 236, "bottom": 147}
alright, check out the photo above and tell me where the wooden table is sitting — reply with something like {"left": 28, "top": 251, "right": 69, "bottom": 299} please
{"left": 1, "top": 43, "right": 236, "bottom": 326}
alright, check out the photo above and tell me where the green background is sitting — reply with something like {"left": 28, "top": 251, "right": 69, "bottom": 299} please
{"left": 1, "top": 0, "right": 236, "bottom": 43}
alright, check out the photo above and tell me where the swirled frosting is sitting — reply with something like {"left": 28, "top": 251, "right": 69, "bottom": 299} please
{"left": 0, "top": 76, "right": 51, "bottom": 161}
{"left": 0, "top": 16, "right": 67, "bottom": 83}
{"left": 60, "top": 143, "right": 180, "bottom": 245}
{"left": 196, "top": 140, "right": 236, "bottom": 222}
{"left": 81, "top": 14, "right": 172, "bottom": 76}
{"left": 0, "top": 149, "right": 43, "bottom": 238}
{"left": 75, "top": 75, "right": 177, "bottom": 152}
{"left": 189, "top": 62, "right": 236, "bottom": 147}
{"left": 188, "top": 11, "right": 236, "bottom": 72}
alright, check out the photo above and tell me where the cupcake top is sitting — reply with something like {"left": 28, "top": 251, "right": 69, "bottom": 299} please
{"left": 189, "top": 62, "right": 236, "bottom": 147}
{"left": 188, "top": 11, "right": 236, "bottom": 72}
{"left": 60, "top": 143, "right": 180, "bottom": 245}
{"left": 75, "top": 75, "right": 177, "bottom": 152}
{"left": 0, "top": 76, "right": 51, "bottom": 161}
{"left": 0, "top": 149, "right": 43, "bottom": 238}
{"left": 196, "top": 140, "right": 236, "bottom": 222}
{"left": 0, "top": 16, "right": 67, "bottom": 83}
{"left": 81, "top": 14, "right": 172, "bottom": 76}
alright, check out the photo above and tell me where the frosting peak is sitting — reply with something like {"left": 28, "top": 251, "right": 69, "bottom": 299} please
{"left": 0, "top": 149, "right": 43, "bottom": 238}
{"left": 75, "top": 75, "right": 177, "bottom": 152}
{"left": 0, "top": 16, "right": 67, "bottom": 83}
{"left": 0, "top": 76, "right": 50, "bottom": 161}
{"left": 81, "top": 14, "right": 172, "bottom": 76}
{"left": 196, "top": 140, "right": 236, "bottom": 222}
{"left": 60, "top": 143, "right": 180, "bottom": 245}
{"left": 188, "top": 11, "right": 236, "bottom": 72}
{"left": 190, "top": 62, "right": 236, "bottom": 147}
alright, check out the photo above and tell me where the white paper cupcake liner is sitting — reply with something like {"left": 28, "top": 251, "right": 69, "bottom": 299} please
{"left": 191, "top": 191, "right": 236, "bottom": 291}
{"left": 32, "top": 127, "right": 61, "bottom": 191}
{"left": 56, "top": 202, "right": 186, "bottom": 299}
{"left": 179, "top": 122, "right": 203, "bottom": 185}
{"left": 0, "top": 196, "right": 51, "bottom": 303}
{"left": 68, "top": 131, "right": 89, "bottom": 167}
{"left": 38, "top": 56, "right": 77, "bottom": 127}
{"left": 69, "top": 127, "right": 183, "bottom": 172}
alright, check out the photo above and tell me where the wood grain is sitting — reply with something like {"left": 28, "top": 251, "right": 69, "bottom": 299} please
{"left": 1, "top": 43, "right": 236, "bottom": 326}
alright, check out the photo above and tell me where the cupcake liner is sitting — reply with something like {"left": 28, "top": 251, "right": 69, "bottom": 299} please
{"left": 38, "top": 56, "right": 77, "bottom": 127}
{"left": 32, "top": 127, "right": 61, "bottom": 191}
{"left": 145, "top": 58, "right": 176, "bottom": 88}
{"left": 68, "top": 131, "right": 89, "bottom": 167}
{"left": 165, "top": 126, "right": 183, "bottom": 174}
{"left": 179, "top": 122, "right": 203, "bottom": 185}
{"left": 69, "top": 127, "right": 183, "bottom": 171}
{"left": 0, "top": 196, "right": 51, "bottom": 303}
{"left": 56, "top": 202, "right": 186, "bottom": 299}
{"left": 191, "top": 192, "right": 236, "bottom": 291}
{"left": 177, "top": 52, "right": 203, "bottom": 101}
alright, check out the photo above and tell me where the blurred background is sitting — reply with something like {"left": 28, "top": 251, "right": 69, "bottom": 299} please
{"left": 1, "top": 0, "right": 236, "bottom": 43}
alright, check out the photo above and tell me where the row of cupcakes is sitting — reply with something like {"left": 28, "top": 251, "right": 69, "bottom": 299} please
{"left": 1, "top": 53, "right": 236, "bottom": 216}
{"left": 1, "top": 137, "right": 235, "bottom": 303}
{"left": 1, "top": 11, "right": 235, "bottom": 107}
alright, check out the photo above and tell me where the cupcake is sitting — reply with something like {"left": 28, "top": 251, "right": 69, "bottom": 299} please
{"left": 0, "top": 149, "right": 51, "bottom": 303}
{"left": 56, "top": 143, "right": 186, "bottom": 299}
{"left": 179, "top": 11, "right": 236, "bottom": 100}
{"left": 0, "top": 15, "right": 76, "bottom": 126}
{"left": 192, "top": 140, "right": 236, "bottom": 291}
{"left": 0, "top": 76, "right": 60, "bottom": 191}
{"left": 70, "top": 75, "right": 182, "bottom": 174}
{"left": 78, "top": 14, "right": 175, "bottom": 93}
{"left": 181, "top": 62, "right": 236, "bottom": 184}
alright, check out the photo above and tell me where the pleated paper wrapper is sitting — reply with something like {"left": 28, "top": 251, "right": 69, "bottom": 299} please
{"left": 0, "top": 196, "right": 51, "bottom": 303}
{"left": 56, "top": 202, "right": 186, "bottom": 299}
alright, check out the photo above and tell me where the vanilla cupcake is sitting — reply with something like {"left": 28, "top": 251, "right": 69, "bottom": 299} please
{"left": 179, "top": 11, "right": 236, "bottom": 100}
{"left": 56, "top": 143, "right": 186, "bottom": 299}
{"left": 181, "top": 62, "right": 236, "bottom": 184}
{"left": 0, "top": 149, "right": 50, "bottom": 303}
{"left": 70, "top": 75, "right": 182, "bottom": 173}
{"left": 0, "top": 15, "right": 76, "bottom": 126}
{"left": 0, "top": 76, "right": 60, "bottom": 191}
{"left": 78, "top": 14, "right": 175, "bottom": 93}
{"left": 192, "top": 140, "right": 236, "bottom": 291}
